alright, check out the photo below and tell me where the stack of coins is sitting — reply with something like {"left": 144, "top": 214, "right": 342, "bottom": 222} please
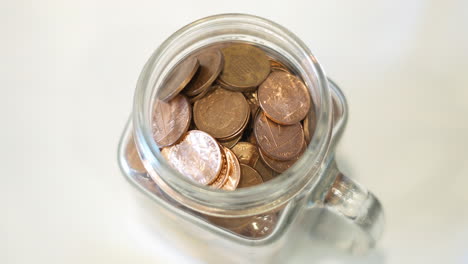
{"left": 152, "top": 42, "right": 313, "bottom": 191}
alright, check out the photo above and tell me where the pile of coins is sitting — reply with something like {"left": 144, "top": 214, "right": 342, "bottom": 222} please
{"left": 152, "top": 43, "right": 313, "bottom": 191}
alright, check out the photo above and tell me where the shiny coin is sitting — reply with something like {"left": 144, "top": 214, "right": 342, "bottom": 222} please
{"left": 238, "top": 164, "right": 263, "bottom": 188}
{"left": 254, "top": 111, "right": 304, "bottom": 161}
{"left": 258, "top": 71, "right": 311, "bottom": 125}
{"left": 161, "top": 130, "right": 222, "bottom": 185}
{"left": 209, "top": 147, "right": 229, "bottom": 189}
{"left": 221, "top": 147, "right": 241, "bottom": 191}
{"left": 193, "top": 87, "right": 249, "bottom": 139}
{"left": 152, "top": 94, "right": 191, "bottom": 147}
{"left": 219, "top": 44, "right": 270, "bottom": 92}
{"left": 231, "top": 142, "right": 260, "bottom": 168}
{"left": 184, "top": 49, "right": 224, "bottom": 97}
{"left": 159, "top": 57, "right": 199, "bottom": 102}
{"left": 259, "top": 142, "right": 306, "bottom": 173}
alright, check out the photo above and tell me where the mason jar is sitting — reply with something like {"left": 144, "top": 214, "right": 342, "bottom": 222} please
{"left": 117, "top": 13, "right": 384, "bottom": 263}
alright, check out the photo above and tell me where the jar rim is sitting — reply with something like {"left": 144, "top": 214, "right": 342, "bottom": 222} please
{"left": 132, "top": 13, "right": 333, "bottom": 216}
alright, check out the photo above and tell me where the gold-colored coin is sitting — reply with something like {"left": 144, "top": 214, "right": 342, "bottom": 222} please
{"left": 238, "top": 164, "right": 263, "bottom": 188}
{"left": 231, "top": 142, "right": 260, "bottom": 168}
{"left": 219, "top": 44, "right": 270, "bottom": 92}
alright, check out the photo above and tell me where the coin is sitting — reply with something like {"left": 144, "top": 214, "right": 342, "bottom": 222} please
{"left": 259, "top": 142, "right": 306, "bottom": 173}
{"left": 219, "top": 133, "right": 242, "bottom": 148}
{"left": 258, "top": 71, "right": 311, "bottom": 125}
{"left": 234, "top": 214, "right": 277, "bottom": 238}
{"left": 161, "top": 130, "right": 222, "bottom": 185}
{"left": 254, "top": 111, "right": 304, "bottom": 161}
{"left": 221, "top": 147, "right": 241, "bottom": 191}
{"left": 193, "top": 87, "right": 249, "bottom": 139}
{"left": 254, "top": 159, "right": 277, "bottom": 182}
{"left": 238, "top": 164, "right": 263, "bottom": 188}
{"left": 188, "top": 84, "right": 215, "bottom": 103}
{"left": 209, "top": 147, "right": 229, "bottom": 189}
{"left": 159, "top": 57, "right": 200, "bottom": 102}
{"left": 125, "top": 135, "right": 146, "bottom": 173}
{"left": 184, "top": 49, "right": 224, "bottom": 96}
{"left": 219, "top": 44, "right": 270, "bottom": 91}
{"left": 231, "top": 142, "right": 259, "bottom": 167}
{"left": 152, "top": 94, "right": 191, "bottom": 147}
{"left": 244, "top": 92, "right": 260, "bottom": 119}
{"left": 269, "top": 58, "right": 291, "bottom": 73}
{"left": 303, "top": 113, "right": 316, "bottom": 144}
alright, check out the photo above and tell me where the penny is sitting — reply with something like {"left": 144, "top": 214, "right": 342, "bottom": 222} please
{"left": 231, "top": 142, "right": 260, "bottom": 168}
{"left": 303, "top": 113, "right": 316, "bottom": 144}
{"left": 152, "top": 94, "right": 191, "bottom": 147}
{"left": 254, "top": 159, "right": 277, "bottom": 182}
{"left": 184, "top": 49, "right": 224, "bottom": 96}
{"left": 259, "top": 142, "right": 307, "bottom": 173}
{"left": 254, "top": 111, "right": 304, "bottom": 161}
{"left": 193, "top": 87, "right": 249, "bottom": 139}
{"left": 218, "top": 109, "right": 249, "bottom": 141}
{"left": 238, "top": 164, "right": 263, "bottom": 188}
{"left": 221, "top": 147, "right": 241, "bottom": 191}
{"left": 161, "top": 130, "right": 222, "bottom": 185}
{"left": 209, "top": 147, "right": 229, "bottom": 189}
{"left": 159, "top": 57, "right": 200, "bottom": 102}
{"left": 219, "top": 133, "right": 242, "bottom": 148}
{"left": 125, "top": 135, "right": 146, "bottom": 173}
{"left": 219, "top": 44, "right": 270, "bottom": 91}
{"left": 258, "top": 71, "right": 311, "bottom": 125}
{"left": 188, "top": 84, "right": 215, "bottom": 103}
{"left": 269, "top": 58, "right": 291, "bottom": 73}
{"left": 244, "top": 92, "right": 260, "bottom": 120}
{"left": 234, "top": 214, "right": 277, "bottom": 238}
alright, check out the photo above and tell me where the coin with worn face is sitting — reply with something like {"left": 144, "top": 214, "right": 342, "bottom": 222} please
{"left": 231, "top": 142, "right": 260, "bottom": 168}
{"left": 254, "top": 159, "right": 277, "bottom": 182}
{"left": 259, "top": 142, "right": 306, "bottom": 173}
{"left": 221, "top": 147, "right": 241, "bottom": 191}
{"left": 238, "top": 164, "right": 263, "bottom": 188}
{"left": 258, "top": 71, "right": 311, "bottom": 125}
{"left": 219, "top": 44, "right": 270, "bottom": 91}
{"left": 193, "top": 87, "right": 249, "bottom": 139}
{"left": 152, "top": 94, "right": 191, "bottom": 147}
{"left": 159, "top": 57, "right": 199, "bottom": 102}
{"left": 161, "top": 130, "right": 222, "bottom": 185}
{"left": 254, "top": 111, "right": 304, "bottom": 161}
{"left": 184, "top": 49, "right": 224, "bottom": 97}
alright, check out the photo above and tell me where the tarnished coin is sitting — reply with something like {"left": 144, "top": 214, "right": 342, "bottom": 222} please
{"left": 159, "top": 57, "right": 200, "bottom": 102}
{"left": 254, "top": 159, "right": 277, "bottom": 182}
{"left": 259, "top": 142, "right": 306, "bottom": 173}
{"left": 152, "top": 95, "right": 191, "bottom": 147}
{"left": 258, "top": 71, "right": 311, "bottom": 125}
{"left": 184, "top": 49, "right": 224, "bottom": 96}
{"left": 231, "top": 142, "right": 260, "bottom": 167}
{"left": 193, "top": 87, "right": 249, "bottom": 139}
{"left": 219, "top": 133, "right": 242, "bottom": 148}
{"left": 221, "top": 147, "right": 241, "bottom": 191}
{"left": 244, "top": 92, "right": 260, "bottom": 119}
{"left": 219, "top": 44, "right": 270, "bottom": 91}
{"left": 238, "top": 164, "right": 263, "bottom": 188}
{"left": 254, "top": 111, "right": 304, "bottom": 161}
{"left": 161, "top": 130, "right": 222, "bottom": 185}
{"left": 209, "top": 147, "right": 229, "bottom": 189}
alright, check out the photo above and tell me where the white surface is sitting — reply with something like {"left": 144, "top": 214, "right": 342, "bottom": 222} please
{"left": 2, "top": 1, "right": 468, "bottom": 263}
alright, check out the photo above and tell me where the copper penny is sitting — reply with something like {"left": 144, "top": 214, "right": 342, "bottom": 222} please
{"left": 303, "top": 113, "right": 316, "bottom": 144}
{"left": 221, "top": 147, "right": 241, "bottom": 191}
{"left": 184, "top": 49, "right": 224, "bottom": 97}
{"left": 269, "top": 58, "right": 291, "bottom": 73}
{"left": 231, "top": 142, "right": 259, "bottom": 168}
{"left": 125, "top": 135, "right": 146, "bottom": 173}
{"left": 254, "top": 159, "right": 277, "bottom": 182}
{"left": 152, "top": 94, "right": 191, "bottom": 147}
{"left": 234, "top": 214, "right": 277, "bottom": 238}
{"left": 209, "top": 147, "right": 229, "bottom": 189}
{"left": 259, "top": 142, "right": 307, "bottom": 173}
{"left": 244, "top": 91, "right": 260, "bottom": 119}
{"left": 238, "top": 164, "right": 263, "bottom": 188}
{"left": 159, "top": 57, "right": 199, "bottom": 102}
{"left": 161, "top": 130, "right": 222, "bottom": 185}
{"left": 254, "top": 111, "right": 304, "bottom": 161}
{"left": 188, "top": 84, "right": 215, "bottom": 103}
{"left": 219, "top": 133, "right": 242, "bottom": 148}
{"left": 258, "top": 71, "right": 311, "bottom": 125}
{"left": 193, "top": 87, "right": 249, "bottom": 139}
{"left": 219, "top": 44, "right": 270, "bottom": 91}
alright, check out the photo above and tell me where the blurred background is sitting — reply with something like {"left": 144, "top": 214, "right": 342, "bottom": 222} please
{"left": 2, "top": 0, "right": 467, "bottom": 263}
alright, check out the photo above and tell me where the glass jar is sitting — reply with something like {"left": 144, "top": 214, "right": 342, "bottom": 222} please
{"left": 118, "top": 14, "right": 384, "bottom": 263}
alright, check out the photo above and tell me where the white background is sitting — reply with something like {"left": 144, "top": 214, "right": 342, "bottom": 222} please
{"left": 2, "top": 0, "right": 468, "bottom": 263}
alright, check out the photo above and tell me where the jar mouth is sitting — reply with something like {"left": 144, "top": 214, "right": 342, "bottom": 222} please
{"left": 133, "top": 13, "right": 333, "bottom": 216}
